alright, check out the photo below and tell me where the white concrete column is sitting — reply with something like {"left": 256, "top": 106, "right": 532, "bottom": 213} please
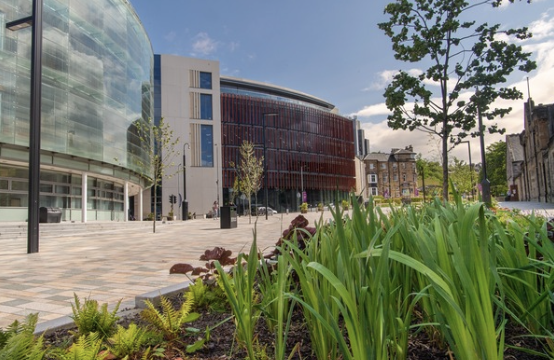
{"left": 139, "top": 188, "right": 143, "bottom": 222}
{"left": 81, "top": 173, "right": 88, "bottom": 223}
{"left": 124, "top": 181, "right": 129, "bottom": 222}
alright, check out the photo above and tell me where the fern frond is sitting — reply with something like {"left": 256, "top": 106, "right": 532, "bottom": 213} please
{"left": 70, "top": 294, "right": 120, "bottom": 339}
{"left": 57, "top": 333, "right": 107, "bottom": 360}
{"left": 107, "top": 324, "right": 148, "bottom": 359}
{"left": 0, "top": 314, "right": 44, "bottom": 360}
{"left": 140, "top": 296, "right": 199, "bottom": 341}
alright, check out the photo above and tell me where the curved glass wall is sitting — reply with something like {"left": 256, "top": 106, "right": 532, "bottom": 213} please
{"left": 0, "top": 0, "right": 153, "bottom": 221}
{"left": 0, "top": 0, "right": 153, "bottom": 174}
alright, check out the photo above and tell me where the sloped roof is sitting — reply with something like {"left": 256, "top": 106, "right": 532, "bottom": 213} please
{"left": 364, "top": 153, "right": 390, "bottom": 162}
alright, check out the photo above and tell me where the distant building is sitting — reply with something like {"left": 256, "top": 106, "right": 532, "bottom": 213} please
{"left": 506, "top": 134, "right": 525, "bottom": 201}
{"left": 363, "top": 146, "right": 418, "bottom": 199}
{"left": 507, "top": 100, "right": 554, "bottom": 203}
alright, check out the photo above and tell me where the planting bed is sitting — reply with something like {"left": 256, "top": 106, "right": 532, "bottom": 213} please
{"left": 42, "top": 297, "right": 546, "bottom": 360}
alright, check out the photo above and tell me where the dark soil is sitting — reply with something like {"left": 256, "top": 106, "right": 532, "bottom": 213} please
{"left": 43, "top": 297, "right": 548, "bottom": 360}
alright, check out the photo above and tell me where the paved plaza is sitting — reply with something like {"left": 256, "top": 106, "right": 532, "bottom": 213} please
{"left": 1, "top": 201, "right": 553, "bottom": 332}
{"left": 0, "top": 211, "right": 335, "bottom": 331}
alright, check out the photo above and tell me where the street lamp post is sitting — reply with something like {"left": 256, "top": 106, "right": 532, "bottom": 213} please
{"left": 459, "top": 140, "right": 474, "bottom": 200}
{"left": 262, "top": 113, "right": 277, "bottom": 220}
{"left": 476, "top": 91, "right": 492, "bottom": 206}
{"left": 183, "top": 143, "right": 189, "bottom": 220}
{"left": 177, "top": 163, "right": 181, "bottom": 220}
{"left": 7, "top": 0, "right": 43, "bottom": 253}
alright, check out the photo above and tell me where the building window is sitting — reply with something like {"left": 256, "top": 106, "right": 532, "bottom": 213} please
{"left": 369, "top": 163, "right": 375, "bottom": 170}
{"left": 403, "top": 174, "right": 406, "bottom": 181}
{"left": 200, "top": 72, "right": 212, "bottom": 89}
{"left": 201, "top": 125, "right": 213, "bottom": 167}
{"left": 371, "top": 187, "right": 378, "bottom": 196}
{"left": 393, "top": 174, "right": 398, "bottom": 181}
{"left": 201, "top": 94, "right": 212, "bottom": 120}
{"left": 383, "top": 174, "right": 388, "bottom": 182}
{"left": 393, "top": 163, "right": 397, "bottom": 168}
{"left": 381, "top": 163, "right": 387, "bottom": 169}
{"left": 369, "top": 174, "right": 377, "bottom": 183}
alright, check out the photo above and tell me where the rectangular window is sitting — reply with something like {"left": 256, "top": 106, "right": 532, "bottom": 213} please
{"left": 201, "top": 94, "right": 212, "bottom": 120}
{"left": 201, "top": 125, "right": 213, "bottom": 167}
{"left": 200, "top": 72, "right": 212, "bottom": 89}
{"left": 371, "top": 187, "right": 378, "bottom": 196}
{"left": 393, "top": 174, "right": 398, "bottom": 181}
{"left": 369, "top": 174, "right": 377, "bottom": 183}
{"left": 369, "top": 163, "right": 374, "bottom": 170}
{"left": 381, "top": 163, "right": 387, "bottom": 169}
{"left": 383, "top": 174, "right": 388, "bottom": 182}
{"left": 402, "top": 174, "right": 406, "bottom": 181}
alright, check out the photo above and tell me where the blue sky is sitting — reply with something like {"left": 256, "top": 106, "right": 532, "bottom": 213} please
{"left": 129, "top": 0, "right": 553, "bottom": 163}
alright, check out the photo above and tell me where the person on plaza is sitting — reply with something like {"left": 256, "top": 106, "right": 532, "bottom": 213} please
{"left": 213, "top": 200, "right": 219, "bottom": 219}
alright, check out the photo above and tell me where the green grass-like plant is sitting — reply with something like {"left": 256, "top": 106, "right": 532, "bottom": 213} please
{"left": 215, "top": 236, "right": 260, "bottom": 360}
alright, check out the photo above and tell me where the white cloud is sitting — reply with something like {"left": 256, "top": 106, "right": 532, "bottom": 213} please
{"left": 528, "top": 10, "right": 554, "bottom": 41}
{"left": 164, "top": 31, "right": 177, "bottom": 43}
{"left": 364, "top": 68, "right": 423, "bottom": 91}
{"left": 228, "top": 41, "right": 240, "bottom": 52}
{"left": 191, "top": 32, "right": 218, "bottom": 56}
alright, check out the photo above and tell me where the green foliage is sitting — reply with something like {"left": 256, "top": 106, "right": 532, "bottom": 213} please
{"left": 215, "top": 238, "right": 261, "bottom": 360}
{"left": 187, "top": 277, "right": 228, "bottom": 312}
{"left": 230, "top": 140, "right": 264, "bottom": 224}
{"left": 485, "top": 140, "right": 508, "bottom": 196}
{"left": 379, "top": 0, "right": 536, "bottom": 200}
{"left": 300, "top": 202, "right": 308, "bottom": 212}
{"left": 54, "top": 333, "right": 106, "bottom": 360}
{"left": 341, "top": 199, "right": 349, "bottom": 210}
{"left": 70, "top": 294, "right": 120, "bottom": 340}
{"left": 448, "top": 157, "right": 476, "bottom": 196}
{"left": 106, "top": 324, "right": 150, "bottom": 359}
{"left": 140, "top": 296, "right": 200, "bottom": 342}
{"left": 133, "top": 117, "right": 181, "bottom": 233}
{"left": 0, "top": 314, "right": 45, "bottom": 360}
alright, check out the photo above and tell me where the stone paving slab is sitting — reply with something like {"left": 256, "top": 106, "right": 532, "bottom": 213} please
{"left": 1, "top": 201, "right": 552, "bottom": 331}
{"left": 0, "top": 211, "right": 334, "bottom": 330}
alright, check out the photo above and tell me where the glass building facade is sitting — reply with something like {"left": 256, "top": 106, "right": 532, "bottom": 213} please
{"left": 221, "top": 78, "right": 356, "bottom": 213}
{"left": 0, "top": 0, "right": 153, "bottom": 221}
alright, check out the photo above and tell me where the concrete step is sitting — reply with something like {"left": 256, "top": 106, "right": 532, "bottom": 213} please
{"left": 0, "top": 220, "right": 182, "bottom": 240}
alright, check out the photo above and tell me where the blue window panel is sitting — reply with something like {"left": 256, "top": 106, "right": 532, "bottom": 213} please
{"left": 200, "top": 72, "right": 212, "bottom": 89}
{"left": 201, "top": 125, "right": 213, "bottom": 167}
{"left": 200, "top": 94, "right": 212, "bottom": 120}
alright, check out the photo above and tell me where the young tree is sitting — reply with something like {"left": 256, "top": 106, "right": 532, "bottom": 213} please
{"left": 484, "top": 140, "right": 507, "bottom": 196}
{"left": 416, "top": 155, "right": 443, "bottom": 199}
{"left": 449, "top": 157, "right": 475, "bottom": 196}
{"left": 230, "top": 141, "right": 264, "bottom": 224}
{"left": 134, "top": 117, "right": 180, "bottom": 233}
{"left": 379, "top": 0, "right": 536, "bottom": 201}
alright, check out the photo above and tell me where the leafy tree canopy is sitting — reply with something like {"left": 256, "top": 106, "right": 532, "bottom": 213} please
{"left": 484, "top": 140, "right": 507, "bottom": 196}
{"left": 379, "top": 0, "right": 536, "bottom": 201}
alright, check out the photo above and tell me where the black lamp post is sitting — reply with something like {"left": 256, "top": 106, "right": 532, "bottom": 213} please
{"left": 476, "top": 90, "right": 491, "bottom": 206}
{"left": 459, "top": 140, "right": 474, "bottom": 200}
{"left": 7, "top": 0, "right": 43, "bottom": 253}
{"left": 262, "top": 113, "right": 277, "bottom": 220}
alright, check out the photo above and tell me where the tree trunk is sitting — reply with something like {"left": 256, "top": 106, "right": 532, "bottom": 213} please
{"left": 442, "top": 131, "right": 449, "bottom": 204}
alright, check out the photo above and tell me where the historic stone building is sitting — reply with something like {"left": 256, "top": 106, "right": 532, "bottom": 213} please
{"left": 363, "top": 146, "right": 418, "bottom": 199}
{"left": 506, "top": 100, "right": 554, "bottom": 203}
